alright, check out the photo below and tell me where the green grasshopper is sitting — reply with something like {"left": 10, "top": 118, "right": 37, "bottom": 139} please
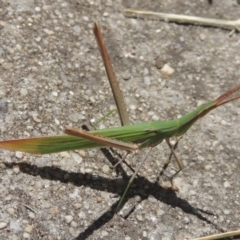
{"left": 1, "top": 87, "right": 240, "bottom": 154}
{"left": 1, "top": 23, "right": 240, "bottom": 212}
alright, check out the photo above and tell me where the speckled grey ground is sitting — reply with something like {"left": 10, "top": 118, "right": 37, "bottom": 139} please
{"left": 0, "top": 0, "right": 240, "bottom": 239}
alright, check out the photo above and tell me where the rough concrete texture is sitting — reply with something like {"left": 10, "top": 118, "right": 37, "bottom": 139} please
{"left": 0, "top": 0, "right": 240, "bottom": 239}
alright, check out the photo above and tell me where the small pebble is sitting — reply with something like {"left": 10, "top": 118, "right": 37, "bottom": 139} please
{"left": 60, "top": 152, "right": 71, "bottom": 159}
{"left": 189, "top": 190, "right": 196, "bottom": 196}
{"left": 136, "top": 214, "right": 143, "bottom": 222}
{"left": 24, "top": 224, "right": 33, "bottom": 233}
{"left": 50, "top": 207, "right": 59, "bottom": 215}
{"left": 15, "top": 151, "right": 23, "bottom": 159}
{"left": 151, "top": 115, "right": 159, "bottom": 121}
{"left": 78, "top": 211, "right": 86, "bottom": 219}
{"left": 199, "top": 33, "right": 206, "bottom": 41}
{"left": 134, "top": 195, "right": 141, "bottom": 202}
{"left": 13, "top": 165, "right": 20, "bottom": 174}
{"left": 35, "top": 6, "right": 41, "bottom": 12}
{"left": 223, "top": 209, "right": 231, "bottom": 215}
{"left": 103, "top": 12, "right": 109, "bottom": 17}
{"left": 161, "top": 64, "right": 175, "bottom": 76}
{"left": 218, "top": 215, "right": 224, "bottom": 223}
{"left": 35, "top": 157, "right": 48, "bottom": 167}
{"left": 197, "top": 155, "right": 205, "bottom": 161}
{"left": 82, "top": 16, "right": 89, "bottom": 21}
{"left": 69, "top": 113, "right": 78, "bottom": 122}
{"left": 122, "top": 71, "right": 131, "bottom": 80}
{"left": 28, "top": 212, "right": 35, "bottom": 219}
{"left": 20, "top": 88, "right": 28, "bottom": 96}
{"left": 143, "top": 75, "right": 151, "bottom": 85}
{"left": 0, "top": 222, "right": 7, "bottom": 229}
{"left": 205, "top": 164, "right": 213, "bottom": 171}
{"left": 7, "top": 207, "right": 15, "bottom": 215}
{"left": 142, "top": 231, "right": 147, "bottom": 238}
{"left": 101, "top": 230, "right": 109, "bottom": 237}
{"left": 148, "top": 195, "right": 157, "bottom": 203}
{"left": 0, "top": 163, "right": 6, "bottom": 169}
{"left": 23, "top": 232, "right": 30, "bottom": 239}
{"left": 140, "top": 89, "right": 149, "bottom": 99}
{"left": 102, "top": 164, "right": 110, "bottom": 173}
{"left": 129, "top": 104, "right": 136, "bottom": 110}
{"left": 78, "top": 150, "right": 86, "bottom": 157}
{"left": 224, "top": 181, "right": 231, "bottom": 188}
{"left": 32, "top": 115, "right": 42, "bottom": 123}
{"left": 157, "top": 209, "right": 165, "bottom": 216}
{"left": 70, "top": 152, "right": 82, "bottom": 164}
{"left": 70, "top": 221, "right": 78, "bottom": 228}
{"left": 65, "top": 215, "right": 73, "bottom": 224}
{"left": 184, "top": 217, "right": 190, "bottom": 224}
{"left": 85, "top": 168, "right": 92, "bottom": 173}
{"left": 52, "top": 91, "right": 58, "bottom": 97}
{"left": 97, "top": 196, "right": 103, "bottom": 203}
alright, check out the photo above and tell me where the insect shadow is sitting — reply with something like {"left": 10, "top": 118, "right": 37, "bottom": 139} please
{"left": 4, "top": 150, "right": 219, "bottom": 240}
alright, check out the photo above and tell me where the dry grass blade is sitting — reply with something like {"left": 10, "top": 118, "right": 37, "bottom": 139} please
{"left": 194, "top": 229, "right": 240, "bottom": 240}
{"left": 124, "top": 9, "right": 240, "bottom": 32}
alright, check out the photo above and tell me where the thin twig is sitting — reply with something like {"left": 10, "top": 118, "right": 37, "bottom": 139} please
{"left": 194, "top": 229, "right": 240, "bottom": 240}
{"left": 124, "top": 9, "right": 240, "bottom": 32}
{"left": 22, "top": 204, "right": 37, "bottom": 214}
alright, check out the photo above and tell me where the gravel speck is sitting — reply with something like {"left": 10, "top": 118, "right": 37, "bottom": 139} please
{"left": 32, "top": 114, "right": 42, "bottom": 123}
{"left": 205, "top": 164, "right": 213, "bottom": 171}
{"left": 28, "top": 212, "right": 35, "bottom": 219}
{"left": 7, "top": 207, "right": 15, "bottom": 215}
{"left": 15, "top": 151, "right": 23, "bottom": 159}
{"left": 102, "top": 164, "right": 110, "bottom": 173}
{"left": 50, "top": 207, "right": 59, "bottom": 215}
{"left": 70, "top": 152, "right": 82, "bottom": 164}
{"left": 139, "top": 89, "right": 149, "bottom": 99}
{"left": 78, "top": 211, "right": 86, "bottom": 219}
{"left": 161, "top": 64, "right": 175, "bottom": 76}
{"left": 101, "top": 230, "right": 109, "bottom": 237}
{"left": 69, "top": 113, "right": 79, "bottom": 122}
{"left": 70, "top": 221, "right": 78, "bottom": 228}
{"left": 78, "top": 150, "right": 86, "bottom": 157}
{"left": 65, "top": 215, "right": 73, "bottom": 224}
{"left": 143, "top": 75, "right": 151, "bottom": 85}
{"left": 85, "top": 168, "right": 93, "bottom": 173}
{"left": 223, "top": 181, "right": 231, "bottom": 188}
{"left": 20, "top": 88, "right": 28, "bottom": 96}
{"left": 24, "top": 225, "right": 33, "bottom": 233}
{"left": 136, "top": 214, "right": 143, "bottom": 222}
{"left": 23, "top": 232, "right": 30, "bottom": 239}
{"left": 148, "top": 195, "right": 157, "bottom": 203}
{"left": 35, "top": 157, "right": 48, "bottom": 167}
{"left": 60, "top": 152, "right": 71, "bottom": 159}
{"left": 157, "top": 209, "right": 165, "bottom": 216}
{"left": 122, "top": 71, "right": 131, "bottom": 80}
{"left": 12, "top": 165, "right": 20, "bottom": 174}
{"left": 199, "top": 33, "right": 206, "bottom": 41}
